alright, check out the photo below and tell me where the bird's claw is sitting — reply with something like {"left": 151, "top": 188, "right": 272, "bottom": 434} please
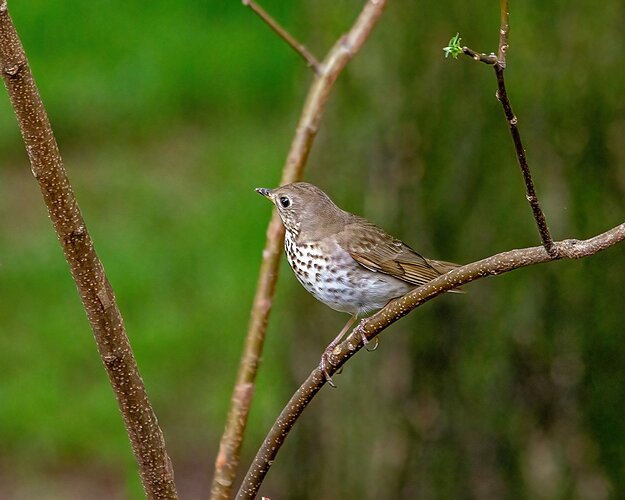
{"left": 319, "top": 348, "right": 338, "bottom": 388}
{"left": 361, "top": 332, "right": 379, "bottom": 352}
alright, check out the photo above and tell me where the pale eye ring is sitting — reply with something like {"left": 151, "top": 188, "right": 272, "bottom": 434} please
{"left": 279, "top": 196, "right": 291, "bottom": 208}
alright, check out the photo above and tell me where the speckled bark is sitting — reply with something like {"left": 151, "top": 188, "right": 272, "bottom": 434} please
{"left": 0, "top": 4, "right": 178, "bottom": 498}
{"left": 210, "top": 2, "right": 388, "bottom": 499}
{"left": 237, "top": 224, "right": 625, "bottom": 499}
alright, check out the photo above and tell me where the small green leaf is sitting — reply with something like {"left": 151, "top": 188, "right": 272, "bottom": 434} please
{"left": 443, "top": 33, "right": 463, "bottom": 59}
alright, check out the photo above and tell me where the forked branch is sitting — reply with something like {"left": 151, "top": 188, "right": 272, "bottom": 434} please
{"left": 0, "top": 3, "right": 177, "bottom": 498}
{"left": 462, "top": 0, "right": 557, "bottom": 257}
{"left": 210, "top": 2, "right": 388, "bottom": 499}
{"left": 237, "top": 222, "right": 625, "bottom": 499}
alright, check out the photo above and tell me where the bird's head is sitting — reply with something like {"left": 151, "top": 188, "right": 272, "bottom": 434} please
{"left": 255, "top": 182, "right": 341, "bottom": 236}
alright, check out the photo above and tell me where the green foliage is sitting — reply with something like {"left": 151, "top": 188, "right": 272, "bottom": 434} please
{"left": 443, "top": 33, "right": 463, "bottom": 59}
{"left": 1, "top": 0, "right": 624, "bottom": 498}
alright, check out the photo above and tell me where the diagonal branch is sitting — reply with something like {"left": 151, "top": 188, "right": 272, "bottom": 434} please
{"left": 492, "top": 61, "right": 557, "bottom": 254}
{"left": 0, "top": 3, "right": 178, "bottom": 498}
{"left": 243, "top": 0, "right": 321, "bottom": 74}
{"left": 461, "top": 0, "right": 557, "bottom": 258}
{"left": 237, "top": 222, "right": 625, "bottom": 499}
{"left": 210, "top": 2, "right": 388, "bottom": 499}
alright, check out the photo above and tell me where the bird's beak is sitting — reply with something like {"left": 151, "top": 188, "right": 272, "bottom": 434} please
{"left": 255, "top": 187, "right": 272, "bottom": 199}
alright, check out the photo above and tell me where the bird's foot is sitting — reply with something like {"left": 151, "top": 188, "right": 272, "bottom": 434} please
{"left": 319, "top": 345, "right": 339, "bottom": 388}
{"left": 361, "top": 333, "right": 379, "bottom": 352}
{"left": 318, "top": 315, "right": 358, "bottom": 388}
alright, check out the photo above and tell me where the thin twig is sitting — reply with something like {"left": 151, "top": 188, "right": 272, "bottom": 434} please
{"left": 243, "top": 0, "right": 321, "bottom": 74}
{"left": 498, "top": 0, "right": 510, "bottom": 64}
{"left": 493, "top": 64, "right": 557, "bottom": 255}
{"left": 237, "top": 222, "right": 625, "bottom": 499}
{"left": 0, "top": 4, "right": 178, "bottom": 498}
{"left": 210, "top": 2, "right": 388, "bottom": 499}
{"left": 462, "top": 46, "right": 497, "bottom": 65}
{"left": 462, "top": 2, "right": 558, "bottom": 258}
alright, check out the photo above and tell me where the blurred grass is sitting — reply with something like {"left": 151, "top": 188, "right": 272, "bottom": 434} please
{"left": 1, "top": 0, "right": 625, "bottom": 498}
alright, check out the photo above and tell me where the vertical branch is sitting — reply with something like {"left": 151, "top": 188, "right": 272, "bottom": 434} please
{"left": 497, "top": 0, "right": 509, "bottom": 63}
{"left": 0, "top": 3, "right": 178, "bottom": 498}
{"left": 210, "top": 1, "right": 388, "bottom": 499}
{"left": 462, "top": 2, "right": 557, "bottom": 257}
{"left": 493, "top": 66, "right": 556, "bottom": 256}
{"left": 493, "top": 1, "right": 556, "bottom": 257}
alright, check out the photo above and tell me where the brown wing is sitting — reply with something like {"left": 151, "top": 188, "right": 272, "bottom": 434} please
{"left": 337, "top": 219, "right": 448, "bottom": 287}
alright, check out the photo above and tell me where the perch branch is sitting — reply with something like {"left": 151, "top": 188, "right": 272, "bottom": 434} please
{"left": 237, "top": 222, "right": 625, "bottom": 499}
{"left": 243, "top": 0, "right": 321, "bottom": 74}
{"left": 210, "top": 2, "right": 388, "bottom": 499}
{"left": 0, "top": 4, "right": 178, "bottom": 498}
{"left": 462, "top": 0, "right": 557, "bottom": 258}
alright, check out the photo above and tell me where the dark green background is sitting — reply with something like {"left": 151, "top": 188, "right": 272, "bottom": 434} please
{"left": 1, "top": 1, "right": 624, "bottom": 498}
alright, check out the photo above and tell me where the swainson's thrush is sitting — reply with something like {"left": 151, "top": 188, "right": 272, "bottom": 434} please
{"left": 257, "top": 182, "right": 460, "bottom": 386}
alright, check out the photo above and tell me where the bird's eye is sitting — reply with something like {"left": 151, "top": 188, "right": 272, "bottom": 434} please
{"left": 279, "top": 196, "right": 291, "bottom": 208}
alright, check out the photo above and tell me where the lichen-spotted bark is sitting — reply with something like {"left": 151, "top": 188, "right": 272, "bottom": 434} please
{"left": 0, "top": 3, "right": 178, "bottom": 498}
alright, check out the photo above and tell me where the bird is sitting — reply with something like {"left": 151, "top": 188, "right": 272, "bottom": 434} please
{"left": 256, "top": 182, "right": 461, "bottom": 386}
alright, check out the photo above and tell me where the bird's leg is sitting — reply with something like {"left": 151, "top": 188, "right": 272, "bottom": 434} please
{"left": 320, "top": 314, "right": 357, "bottom": 388}
{"left": 359, "top": 299, "right": 399, "bottom": 351}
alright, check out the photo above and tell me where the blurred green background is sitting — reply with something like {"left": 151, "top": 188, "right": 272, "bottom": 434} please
{"left": 1, "top": 0, "right": 624, "bottom": 498}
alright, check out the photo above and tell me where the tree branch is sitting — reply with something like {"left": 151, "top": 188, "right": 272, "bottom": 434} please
{"left": 462, "top": 46, "right": 497, "bottom": 65}
{"left": 498, "top": 0, "right": 510, "bottom": 64}
{"left": 0, "top": 4, "right": 178, "bottom": 498}
{"left": 493, "top": 63, "right": 557, "bottom": 254}
{"left": 243, "top": 0, "right": 321, "bottom": 74}
{"left": 461, "top": 0, "right": 557, "bottom": 258}
{"left": 237, "top": 222, "right": 625, "bottom": 499}
{"left": 210, "top": 2, "right": 388, "bottom": 499}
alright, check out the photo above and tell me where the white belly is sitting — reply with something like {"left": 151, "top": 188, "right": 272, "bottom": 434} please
{"left": 284, "top": 231, "right": 412, "bottom": 315}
